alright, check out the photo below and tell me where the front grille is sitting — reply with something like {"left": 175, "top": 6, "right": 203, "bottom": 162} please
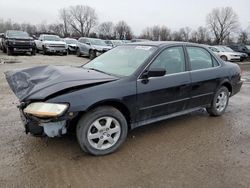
{"left": 49, "top": 44, "right": 65, "bottom": 48}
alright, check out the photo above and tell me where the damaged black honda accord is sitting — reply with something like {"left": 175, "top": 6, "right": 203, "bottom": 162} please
{"left": 5, "top": 42, "right": 243, "bottom": 155}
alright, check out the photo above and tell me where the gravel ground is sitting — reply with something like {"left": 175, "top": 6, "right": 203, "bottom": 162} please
{"left": 0, "top": 52, "right": 250, "bottom": 188}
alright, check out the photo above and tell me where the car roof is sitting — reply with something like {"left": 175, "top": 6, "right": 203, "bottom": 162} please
{"left": 127, "top": 41, "right": 202, "bottom": 47}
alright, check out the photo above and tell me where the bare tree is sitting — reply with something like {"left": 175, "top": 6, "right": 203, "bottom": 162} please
{"left": 151, "top": 25, "right": 161, "bottom": 41}
{"left": 114, "top": 21, "right": 133, "bottom": 40}
{"left": 98, "top": 22, "right": 114, "bottom": 39}
{"left": 178, "top": 27, "right": 191, "bottom": 41}
{"left": 238, "top": 30, "right": 248, "bottom": 43}
{"left": 59, "top": 8, "right": 70, "bottom": 37}
{"left": 160, "top": 26, "right": 171, "bottom": 41}
{"left": 140, "top": 27, "right": 153, "bottom": 40}
{"left": 48, "top": 23, "right": 64, "bottom": 36}
{"left": 190, "top": 26, "right": 211, "bottom": 44}
{"left": 206, "top": 7, "right": 239, "bottom": 44}
{"left": 140, "top": 25, "right": 171, "bottom": 41}
{"left": 68, "top": 5, "right": 98, "bottom": 37}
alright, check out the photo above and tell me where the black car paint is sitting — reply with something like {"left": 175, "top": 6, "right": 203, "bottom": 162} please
{"left": 5, "top": 42, "right": 243, "bottom": 134}
{"left": 2, "top": 30, "right": 36, "bottom": 54}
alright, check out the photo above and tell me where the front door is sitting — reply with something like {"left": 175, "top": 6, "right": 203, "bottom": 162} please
{"left": 136, "top": 46, "right": 191, "bottom": 122}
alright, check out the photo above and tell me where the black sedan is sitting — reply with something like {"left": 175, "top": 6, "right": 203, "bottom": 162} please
{"left": 5, "top": 42, "right": 243, "bottom": 155}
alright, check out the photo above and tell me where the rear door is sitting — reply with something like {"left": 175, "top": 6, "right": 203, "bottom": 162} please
{"left": 136, "top": 46, "right": 192, "bottom": 122}
{"left": 185, "top": 46, "right": 221, "bottom": 108}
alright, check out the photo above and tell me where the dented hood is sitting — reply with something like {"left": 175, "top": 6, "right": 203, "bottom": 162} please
{"left": 5, "top": 65, "right": 117, "bottom": 101}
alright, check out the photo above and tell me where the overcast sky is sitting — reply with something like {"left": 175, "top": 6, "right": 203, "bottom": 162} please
{"left": 0, "top": 0, "right": 249, "bottom": 35}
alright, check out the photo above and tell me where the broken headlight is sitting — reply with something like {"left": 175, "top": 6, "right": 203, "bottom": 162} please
{"left": 23, "top": 102, "right": 68, "bottom": 118}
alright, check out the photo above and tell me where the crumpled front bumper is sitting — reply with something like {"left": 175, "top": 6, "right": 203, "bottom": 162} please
{"left": 19, "top": 104, "right": 76, "bottom": 137}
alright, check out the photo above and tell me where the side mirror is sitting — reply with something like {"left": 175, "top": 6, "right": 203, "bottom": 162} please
{"left": 142, "top": 68, "right": 166, "bottom": 79}
{"left": 40, "top": 39, "right": 43, "bottom": 41}
{"left": 0, "top": 33, "right": 4, "bottom": 38}
{"left": 86, "top": 42, "right": 91, "bottom": 45}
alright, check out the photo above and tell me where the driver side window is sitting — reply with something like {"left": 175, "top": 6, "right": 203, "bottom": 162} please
{"left": 150, "top": 46, "right": 186, "bottom": 74}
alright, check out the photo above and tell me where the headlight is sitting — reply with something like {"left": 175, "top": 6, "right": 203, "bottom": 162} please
{"left": 8, "top": 39, "right": 16, "bottom": 45}
{"left": 23, "top": 102, "right": 68, "bottom": 118}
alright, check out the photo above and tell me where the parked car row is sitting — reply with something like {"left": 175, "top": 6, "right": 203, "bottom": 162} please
{"left": 0, "top": 30, "right": 249, "bottom": 63}
{"left": 207, "top": 45, "right": 249, "bottom": 62}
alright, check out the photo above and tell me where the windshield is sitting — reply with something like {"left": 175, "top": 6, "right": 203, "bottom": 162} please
{"left": 44, "top": 35, "right": 61, "bottom": 41}
{"left": 246, "top": 45, "right": 250, "bottom": 50}
{"left": 209, "top": 46, "right": 219, "bottom": 52}
{"left": 112, "top": 40, "right": 123, "bottom": 46}
{"left": 7, "top": 31, "right": 29, "bottom": 38}
{"left": 65, "top": 39, "right": 77, "bottom": 44}
{"left": 83, "top": 45, "right": 157, "bottom": 76}
{"left": 90, "top": 39, "right": 107, "bottom": 46}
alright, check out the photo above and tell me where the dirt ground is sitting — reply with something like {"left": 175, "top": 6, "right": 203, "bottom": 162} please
{"left": 0, "top": 52, "right": 250, "bottom": 188}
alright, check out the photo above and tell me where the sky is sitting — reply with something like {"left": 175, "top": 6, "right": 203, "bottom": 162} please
{"left": 0, "top": 0, "right": 249, "bottom": 35}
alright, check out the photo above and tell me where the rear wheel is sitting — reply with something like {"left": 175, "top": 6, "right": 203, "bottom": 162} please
{"left": 206, "top": 86, "right": 229, "bottom": 116}
{"left": 76, "top": 106, "right": 128, "bottom": 156}
{"left": 220, "top": 55, "right": 228, "bottom": 61}
{"left": 89, "top": 50, "right": 96, "bottom": 60}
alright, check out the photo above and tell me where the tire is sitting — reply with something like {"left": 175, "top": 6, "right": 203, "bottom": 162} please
{"left": 42, "top": 46, "right": 47, "bottom": 55}
{"left": 76, "top": 106, "right": 128, "bottom": 156}
{"left": 32, "top": 49, "right": 36, "bottom": 56}
{"left": 220, "top": 55, "right": 228, "bottom": 61}
{"left": 3, "top": 46, "right": 6, "bottom": 53}
{"left": 76, "top": 48, "right": 81, "bottom": 57}
{"left": 7, "top": 47, "right": 12, "bottom": 55}
{"left": 206, "top": 86, "right": 229, "bottom": 116}
{"left": 89, "top": 50, "right": 96, "bottom": 60}
{"left": 63, "top": 52, "right": 67, "bottom": 56}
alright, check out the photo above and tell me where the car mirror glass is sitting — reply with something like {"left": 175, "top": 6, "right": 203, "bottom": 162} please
{"left": 143, "top": 68, "right": 166, "bottom": 78}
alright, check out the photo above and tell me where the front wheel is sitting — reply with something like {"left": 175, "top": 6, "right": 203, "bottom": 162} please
{"left": 43, "top": 46, "right": 47, "bottom": 55}
{"left": 31, "top": 49, "right": 36, "bottom": 55}
{"left": 7, "top": 47, "right": 12, "bottom": 55}
{"left": 89, "top": 50, "right": 96, "bottom": 60}
{"left": 220, "top": 55, "right": 228, "bottom": 61}
{"left": 76, "top": 106, "right": 128, "bottom": 156}
{"left": 76, "top": 48, "right": 81, "bottom": 57}
{"left": 206, "top": 86, "right": 229, "bottom": 116}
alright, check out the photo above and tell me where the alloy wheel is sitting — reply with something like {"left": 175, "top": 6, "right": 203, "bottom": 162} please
{"left": 216, "top": 91, "right": 228, "bottom": 112}
{"left": 87, "top": 116, "right": 121, "bottom": 150}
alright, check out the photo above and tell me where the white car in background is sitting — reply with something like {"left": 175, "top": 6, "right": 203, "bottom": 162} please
{"left": 35, "top": 34, "right": 67, "bottom": 55}
{"left": 208, "top": 46, "right": 241, "bottom": 62}
{"left": 219, "top": 45, "right": 248, "bottom": 61}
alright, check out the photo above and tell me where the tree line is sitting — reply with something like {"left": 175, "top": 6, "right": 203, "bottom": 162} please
{"left": 0, "top": 6, "right": 249, "bottom": 45}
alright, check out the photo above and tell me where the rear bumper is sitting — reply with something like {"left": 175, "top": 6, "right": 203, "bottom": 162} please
{"left": 231, "top": 80, "right": 243, "bottom": 96}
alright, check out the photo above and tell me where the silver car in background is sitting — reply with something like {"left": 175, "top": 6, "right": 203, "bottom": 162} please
{"left": 76, "top": 37, "right": 112, "bottom": 59}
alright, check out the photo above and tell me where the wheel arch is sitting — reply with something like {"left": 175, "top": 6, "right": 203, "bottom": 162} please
{"left": 219, "top": 80, "right": 232, "bottom": 95}
{"left": 86, "top": 99, "right": 131, "bottom": 130}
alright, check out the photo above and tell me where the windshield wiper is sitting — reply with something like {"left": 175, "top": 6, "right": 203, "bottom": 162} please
{"left": 86, "top": 68, "right": 112, "bottom": 76}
